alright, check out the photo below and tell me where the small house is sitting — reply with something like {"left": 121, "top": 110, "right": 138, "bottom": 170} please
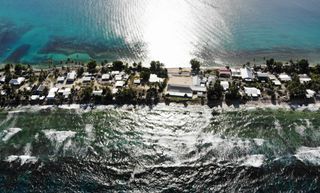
{"left": 244, "top": 87, "right": 261, "bottom": 98}
{"left": 57, "top": 76, "right": 65, "bottom": 84}
{"left": 218, "top": 68, "right": 231, "bottom": 78}
{"left": 101, "top": 74, "right": 111, "bottom": 81}
{"left": 67, "top": 71, "right": 77, "bottom": 83}
{"left": 256, "top": 72, "right": 269, "bottom": 83}
{"left": 278, "top": 73, "right": 292, "bottom": 82}
{"left": 115, "top": 81, "right": 125, "bottom": 88}
{"left": 240, "top": 67, "right": 254, "bottom": 82}
{"left": 299, "top": 74, "right": 311, "bottom": 84}
{"left": 231, "top": 68, "right": 242, "bottom": 78}
{"left": 9, "top": 77, "right": 25, "bottom": 86}
{"left": 149, "top": 74, "right": 163, "bottom": 83}
{"left": 220, "top": 81, "right": 230, "bottom": 91}
{"left": 166, "top": 84, "right": 193, "bottom": 98}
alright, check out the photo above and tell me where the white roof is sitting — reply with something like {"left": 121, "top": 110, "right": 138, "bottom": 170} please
{"left": 31, "top": 95, "right": 39, "bottom": 100}
{"left": 279, "top": 74, "right": 292, "bottom": 81}
{"left": 240, "top": 67, "right": 254, "bottom": 80}
{"left": 299, "top": 74, "right": 311, "bottom": 83}
{"left": 0, "top": 76, "right": 5, "bottom": 82}
{"left": 57, "top": 76, "right": 65, "bottom": 82}
{"left": 272, "top": 79, "right": 282, "bottom": 86}
{"left": 92, "top": 90, "right": 103, "bottom": 96}
{"left": 149, "top": 74, "right": 163, "bottom": 83}
{"left": 67, "top": 71, "right": 76, "bottom": 80}
{"left": 111, "top": 71, "right": 120, "bottom": 75}
{"left": 82, "top": 76, "right": 92, "bottom": 82}
{"left": 9, "top": 77, "right": 25, "bottom": 85}
{"left": 47, "top": 87, "right": 59, "bottom": 99}
{"left": 220, "top": 81, "right": 229, "bottom": 91}
{"left": 190, "top": 85, "right": 207, "bottom": 92}
{"left": 63, "top": 88, "right": 71, "bottom": 96}
{"left": 231, "top": 68, "right": 242, "bottom": 77}
{"left": 133, "top": 79, "right": 141, "bottom": 84}
{"left": 115, "top": 81, "right": 125, "bottom": 87}
{"left": 193, "top": 76, "right": 201, "bottom": 86}
{"left": 306, "top": 89, "right": 316, "bottom": 98}
{"left": 244, "top": 87, "right": 261, "bottom": 97}
{"left": 115, "top": 74, "right": 123, "bottom": 81}
{"left": 102, "top": 74, "right": 110, "bottom": 80}
{"left": 112, "top": 88, "right": 118, "bottom": 94}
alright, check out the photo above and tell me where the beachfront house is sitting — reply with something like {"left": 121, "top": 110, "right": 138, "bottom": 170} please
{"left": 9, "top": 77, "right": 25, "bottom": 86}
{"left": 57, "top": 76, "right": 65, "bottom": 84}
{"left": 149, "top": 74, "right": 163, "bottom": 83}
{"left": 47, "top": 87, "right": 59, "bottom": 100}
{"left": 240, "top": 67, "right": 254, "bottom": 82}
{"left": 218, "top": 68, "right": 231, "bottom": 78}
{"left": 0, "top": 76, "right": 6, "bottom": 83}
{"left": 92, "top": 90, "right": 103, "bottom": 96}
{"left": 220, "top": 81, "right": 230, "bottom": 91}
{"left": 101, "top": 73, "right": 111, "bottom": 81}
{"left": 82, "top": 76, "right": 92, "bottom": 83}
{"left": 256, "top": 72, "right": 269, "bottom": 83}
{"left": 63, "top": 88, "right": 71, "bottom": 99}
{"left": 244, "top": 87, "right": 261, "bottom": 98}
{"left": 67, "top": 71, "right": 77, "bottom": 84}
{"left": 115, "top": 81, "right": 125, "bottom": 88}
{"left": 278, "top": 73, "right": 292, "bottom": 82}
{"left": 306, "top": 89, "right": 316, "bottom": 99}
{"left": 299, "top": 74, "right": 311, "bottom": 84}
{"left": 231, "top": 68, "right": 242, "bottom": 78}
{"left": 166, "top": 84, "right": 193, "bottom": 98}
{"left": 190, "top": 85, "right": 207, "bottom": 97}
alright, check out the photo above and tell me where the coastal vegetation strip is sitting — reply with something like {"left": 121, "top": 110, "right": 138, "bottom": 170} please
{"left": 0, "top": 58, "right": 320, "bottom": 107}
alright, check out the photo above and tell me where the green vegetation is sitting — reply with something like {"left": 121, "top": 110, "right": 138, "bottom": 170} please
{"left": 190, "top": 59, "right": 201, "bottom": 75}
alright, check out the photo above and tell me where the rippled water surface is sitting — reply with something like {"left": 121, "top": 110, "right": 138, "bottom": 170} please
{"left": 1, "top": 105, "right": 320, "bottom": 192}
{"left": 1, "top": 0, "right": 320, "bottom": 66}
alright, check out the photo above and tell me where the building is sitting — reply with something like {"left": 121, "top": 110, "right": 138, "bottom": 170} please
{"left": 244, "top": 87, "right": 261, "bottom": 98}
{"left": 240, "top": 67, "right": 254, "bottom": 82}
{"left": 220, "top": 81, "right": 230, "bottom": 91}
{"left": 133, "top": 79, "right": 141, "bottom": 84}
{"left": 47, "top": 88, "right": 59, "bottom": 100}
{"left": 166, "top": 84, "right": 193, "bottom": 98}
{"left": 101, "top": 74, "right": 111, "bottom": 81}
{"left": 230, "top": 68, "right": 242, "bottom": 78}
{"left": 82, "top": 76, "right": 92, "bottom": 83}
{"left": 67, "top": 71, "right": 77, "bottom": 83}
{"left": 57, "top": 76, "right": 65, "bottom": 83}
{"left": 115, "top": 81, "right": 125, "bottom": 88}
{"left": 306, "top": 89, "right": 316, "bottom": 99}
{"left": 92, "top": 90, "right": 103, "bottom": 96}
{"left": 190, "top": 85, "right": 207, "bottom": 97}
{"left": 115, "top": 74, "right": 123, "bottom": 81}
{"left": 218, "top": 68, "right": 232, "bottom": 78}
{"left": 299, "top": 74, "right": 311, "bottom": 84}
{"left": 278, "top": 73, "right": 292, "bottom": 82}
{"left": 9, "top": 77, "right": 25, "bottom": 86}
{"left": 149, "top": 74, "right": 163, "bottom": 83}
{"left": 256, "top": 72, "right": 269, "bottom": 82}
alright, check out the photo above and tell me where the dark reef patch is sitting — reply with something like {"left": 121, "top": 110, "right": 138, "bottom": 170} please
{"left": 5, "top": 44, "right": 31, "bottom": 63}
{"left": 39, "top": 36, "right": 146, "bottom": 61}
{"left": 0, "top": 20, "right": 31, "bottom": 57}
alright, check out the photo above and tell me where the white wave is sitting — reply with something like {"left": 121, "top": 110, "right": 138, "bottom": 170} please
{"left": 239, "top": 154, "right": 265, "bottom": 167}
{"left": 295, "top": 146, "right": 320, "bottom": 165}
{"left": 43, "top": 130, "right": 76, "bottom": 143}
{"left": 6, "top": 155, "right": 38, "bottom": 165}
{"left": 1, "top": 128, "right": 22, "bottom": 142}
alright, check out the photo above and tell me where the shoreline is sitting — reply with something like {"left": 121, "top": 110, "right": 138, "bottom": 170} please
{"left": 2, "top": 101, "right": 320, "bottom": 113}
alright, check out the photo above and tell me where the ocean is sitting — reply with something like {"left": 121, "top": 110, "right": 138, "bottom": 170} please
{"left": 1, "top": 105, "right": 320, "bottom": 192}
{"left": 0, "top": 0, "right": 320, "bottom": 67}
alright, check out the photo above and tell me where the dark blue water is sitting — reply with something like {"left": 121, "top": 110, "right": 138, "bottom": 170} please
{"left": 0, "top": 0, "right": 320, "bottom": 66}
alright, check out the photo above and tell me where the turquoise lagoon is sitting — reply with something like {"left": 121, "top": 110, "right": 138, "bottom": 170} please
{"left": 0, "top": 0, "right": 320, "bottom": 67}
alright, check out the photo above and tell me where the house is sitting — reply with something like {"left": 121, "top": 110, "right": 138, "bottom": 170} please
{"left": 111, "top": 71, "right": 120, "bottom": 76}
{"left": 67, "top": 71, "right": 77, "bottom": 83}
{"left": 101, "top": 74, "right": 111, "bottom": 81}
{"left": 230, "top": 68, "right": 242, "bottom": 78}
{"left": 57, "top": 76, "right": 65, "bottom": 83}
{"left": 218, "top": 68, "right": 231, "bottom": 78}
{"left": 193, "top": 76, "right": 201, "bottom": 86}
{"left": 299, "top": 74, "right": 311, "bottom": 84}
{"left": 272, "top": 79, "right": 281, "bottom": 86}
{"left": 92, "top": 90, "right": 103, "bottom": 96}
{"left": 36, "top": 85, "right": 46, "bottom": 95}
{"left": 47, "top": 87, "right": 59, "bottom": 100}
{"left": 256, "top": 72, "right": 269, "bottom": 82}
{"left": 306, "top": 89, "right": 316, "bottom": 99}
{"left": 63, "top": 88, "right": 71, "bottom": 99}
{"left": 149, "top": 74, "right": 163, "bottom": 83}
{"left": 82, "top": 76, "right": 92, "bottom": 83}
{"left": 278, "top": 73, "right": 292, "bottom": 82}
{"left": 115, "top": 74, "right": 123, "bottom": 81}
{"left": 133, "top": 79, "right": 141, "bottom": 84}
{"left": 9, "top": 77, "right": 25, "bottom": 86}
{"left": 244, "top": 87, "right": 261, "bottom": 98}
{"left": 115, "top": 81, "right": 125, "bottom": 88}
{"left": 220, "top": 81, "right": 230, "bottom": 91}
{"left": 166, "top": 84, "right": 193, "bottom": 98}
{"left": 190, "top": 85, "right": 207, "bottom": 97}
{"left": 30, "top": 95, "right": 40, "bottom": 101}
{"left": 0, "top": 76, "right": 6, "bottom": 83}
{"left": 240, "top": 67, "right": 254, "bottom": 82}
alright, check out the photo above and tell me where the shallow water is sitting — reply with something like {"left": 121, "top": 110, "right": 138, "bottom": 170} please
{"left": 1, "top": 0, "right": 320, "bottom": 66}
{"left": 0, "top": 105, "right": 320, "bottom": 192}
